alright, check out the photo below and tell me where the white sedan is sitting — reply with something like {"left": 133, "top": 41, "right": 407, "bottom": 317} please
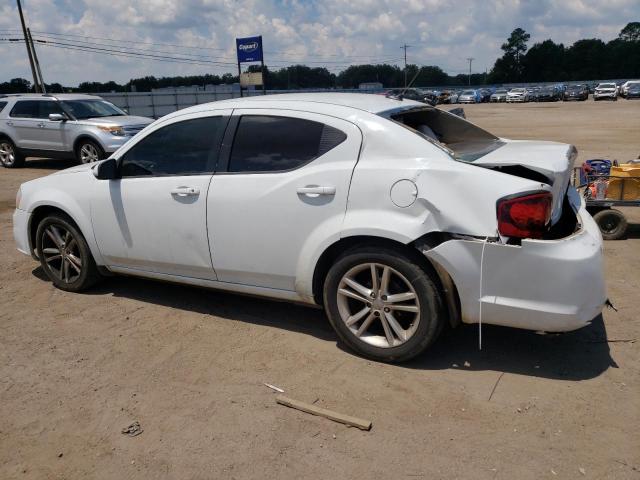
{"left": 12, "top": 93, "right": 606, "bottom": 362}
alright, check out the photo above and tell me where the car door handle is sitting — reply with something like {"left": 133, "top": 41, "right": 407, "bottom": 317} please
{"left": 37, "top": 123, "right": 45, "bottom": 128}
{"left": 297, "top": 186, "right": 336, "bottom": 196}
{"left": 170, "top": 186, "right": 200, "bottom": 197}
{"left": 6, "top": 121, "right": 13, "bottom": 126}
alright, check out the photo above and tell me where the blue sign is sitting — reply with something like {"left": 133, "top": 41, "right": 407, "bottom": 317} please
{"left": 236, "top": 36, "right": 263, "bottom": 63}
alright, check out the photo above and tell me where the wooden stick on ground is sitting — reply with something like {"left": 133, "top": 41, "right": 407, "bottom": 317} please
{"left": 276, "top": 395, "right": 372, "bottom": 431}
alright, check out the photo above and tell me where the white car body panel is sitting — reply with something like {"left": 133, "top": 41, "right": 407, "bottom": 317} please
{"left": 13, "top": 93, "right": 606, "bottom": 334}
{"left": 207, "top": 108, "right": 363, "bottom": 291}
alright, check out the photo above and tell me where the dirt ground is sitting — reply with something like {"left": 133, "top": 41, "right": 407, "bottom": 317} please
{"left": 1, "top": 100, "right": 639, "bottom": 479}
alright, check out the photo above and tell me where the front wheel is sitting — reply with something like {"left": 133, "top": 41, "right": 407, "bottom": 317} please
{"left": 76, "top": 139, "right": 105, "bottom": 164}
{"left": 323, "top": 246, "right": 444, "bottom": 363}
{"left": 36, "top": 214, "right": 102, "bottom": 291}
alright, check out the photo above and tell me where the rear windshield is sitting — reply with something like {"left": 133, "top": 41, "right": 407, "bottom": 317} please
{"left": 383, "top": 106, "right": 504, "bottom": 162}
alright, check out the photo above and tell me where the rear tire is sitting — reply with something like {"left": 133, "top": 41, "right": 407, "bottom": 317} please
{"left": 0, "top": 138, "right": 25, "bottom": 168}
{"left": 75, "top": 139, "right": 104, "bottom": 164}
{"left": 593, "top": 209, "right": 627, "bottom": 240}
{"left": 323, "top": 246, "right": 444, "bottom": 363}
{"left": 36, "top": 213, "right": 102, "bottom": 291}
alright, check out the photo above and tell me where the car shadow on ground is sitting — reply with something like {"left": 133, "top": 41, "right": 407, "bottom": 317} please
{"left": 23, "top": 158, "right": 77, "bottom": 170}
{"left": 625, "top": 222, "right": 640, "bottom": 239}
{"left": 32, "top": 268, "right": 617, "bottom": 381}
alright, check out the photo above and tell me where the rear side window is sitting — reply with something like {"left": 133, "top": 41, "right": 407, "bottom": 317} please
{"left": 228, "top": 115, "right": 347, "bottom": 173}
{"left": 120, "top": 116, "right": 227, "bottom": 177}
{"left": 9, "top": 100, "right": 63, "bottom": 119}
{"left": 10, "top": 101, "right": 38, "bottom": 118}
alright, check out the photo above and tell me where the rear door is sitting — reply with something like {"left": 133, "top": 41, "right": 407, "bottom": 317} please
{"left": 207, "top": 109, "right": 362, "bottom": 290}
{"left": 8, "top": 100, "right": 66, "bottom": 151}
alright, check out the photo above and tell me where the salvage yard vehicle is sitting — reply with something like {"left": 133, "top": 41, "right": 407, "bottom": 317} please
{"left": 458, "top": 89, "right": 481, "bottom": 103}
{"left": 564, "top": 84, "right": 589, "bottom": 101}
{"left": 625, "top": 84, "right": 640, "bottom": 99}
{"left": 620, "top": 80, "right": 640, "bottom": 98}
{"left": 12, "top": 93, "right": 606, "bottom": 362}
{"left": 593, "top": 83, "right": 618, "bottom": 101}
{"left": 490, "top": 88, "right": 509, "bottom": 102}
{"left": 0, "top": 94, "right": 153, "bottom": 168}
{"left": 506, "top": 87, "right": 529, "bottom": 102}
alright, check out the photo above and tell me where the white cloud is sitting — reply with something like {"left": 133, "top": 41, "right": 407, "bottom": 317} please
{"left": 0, "top": 0, "right": 637, "bottom": 85}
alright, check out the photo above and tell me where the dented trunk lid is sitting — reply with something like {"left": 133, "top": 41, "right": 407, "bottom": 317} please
{"left": 472, "top": 139, "right": 576, "bottom": 225}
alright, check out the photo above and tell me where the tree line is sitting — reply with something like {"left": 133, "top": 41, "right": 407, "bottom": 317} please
{"left": 1, "top": 22, "right": 638, "bottom": 94}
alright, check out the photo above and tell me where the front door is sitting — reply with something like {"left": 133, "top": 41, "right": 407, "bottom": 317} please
{"left": 207, "top": 109, "right": 362, "bottom": 291}
{"left": 91, "top": 111, "right": 231, "bottom": 279}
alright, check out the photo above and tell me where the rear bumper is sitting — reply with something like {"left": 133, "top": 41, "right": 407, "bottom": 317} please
{"left": 13, "top": 208, "right": 31, "bottom": 256}
{"left": 425, "top": 206, "right": 606, "bottom": 332}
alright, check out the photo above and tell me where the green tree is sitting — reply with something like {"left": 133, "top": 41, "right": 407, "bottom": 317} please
{"left": 488, "top": 28, "right": 531, "bottom": 83}
{"left": 619, "top": 22, "right": 640, "bottom": 42}
{"left": 523, "top": 40, "right": 566, "bottom": 82}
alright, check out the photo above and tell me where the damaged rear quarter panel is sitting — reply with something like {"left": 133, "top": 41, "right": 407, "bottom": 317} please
{"left": 342, "top": 122, "right": 550, "bottom": 241}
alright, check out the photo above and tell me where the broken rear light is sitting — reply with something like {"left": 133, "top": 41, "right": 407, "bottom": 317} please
{"left": 497, "top": 191, "right": 552, "bottom": 239}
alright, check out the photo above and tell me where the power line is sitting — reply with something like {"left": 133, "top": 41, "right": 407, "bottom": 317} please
{"left": 1, "top": 28, "right": 407, "bottom": 63}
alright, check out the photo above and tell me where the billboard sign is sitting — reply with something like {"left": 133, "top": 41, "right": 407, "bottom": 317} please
{"left": 236, "top": 36, "right": 263, "bottom": 63}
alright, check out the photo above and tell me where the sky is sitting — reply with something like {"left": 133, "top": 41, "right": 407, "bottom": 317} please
{"left": 0, "top": 0, "right": 638, "bottom": 86}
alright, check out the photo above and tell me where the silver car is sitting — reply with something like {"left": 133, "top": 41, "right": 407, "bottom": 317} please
{"left": 0, "top": 94, "right": 153, "bottom": 168}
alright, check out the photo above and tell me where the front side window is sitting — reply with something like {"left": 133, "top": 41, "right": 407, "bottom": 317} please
{"left": 120, "top": 116, "right": 226, "bottom": 177}
{"left": 228, "top": 115, "right": 347, "bottom": 173}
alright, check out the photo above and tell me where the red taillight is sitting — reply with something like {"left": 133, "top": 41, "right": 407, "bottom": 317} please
{"left": 497, "top": 192, "right": 552, "bottom": 239}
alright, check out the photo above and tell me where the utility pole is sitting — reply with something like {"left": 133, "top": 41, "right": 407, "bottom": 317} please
{"left": 401, "top": 44, "right": 412, "bottom": 88}
{"left": 466, "top": 57, "right": 474, "bottom": 86}
{"left": 16, "top": 0, "right": 40, "bottom": 92}
{"left": 27, "top": 28, "right": 46, "bottom": 93}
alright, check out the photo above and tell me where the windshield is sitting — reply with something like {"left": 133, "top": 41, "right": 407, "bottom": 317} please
{"left": 461, "top": 90, "right": 475, "bottom": 95}
{"left": 599, "top": 83, "right": 616, "bottom": 89}
{"left": 495, "top": 89, "right": 508, "bottom": 94}
{"left": 60, "top": 100, "right": 126, "bottom": 119}
{"left": 568, "top": 85, "right": 583, "bottom": 91}
{"left": 511, "top": 88, "right": 525, "bottom": 93}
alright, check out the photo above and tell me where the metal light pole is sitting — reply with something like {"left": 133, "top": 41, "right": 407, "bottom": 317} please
{"left": 16, "top": 0, "right": 40, "bottom": 92}
{"left": 466, "top": 57, "right": 474, "bottom": 86}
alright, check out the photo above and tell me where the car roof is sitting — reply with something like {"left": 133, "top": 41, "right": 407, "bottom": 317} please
{"left": 0, "top": 93, "right": 102, "bottom": 101}
{"left": 200, "top": 92, "right": 424, "bottom": 115}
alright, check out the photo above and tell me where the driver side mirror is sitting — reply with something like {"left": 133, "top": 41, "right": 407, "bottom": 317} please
{"left": 49, "top": 113, "right": 67, "bottom": 122}
{"left": 93, "top": 158, "right": 119, "bottom": 180}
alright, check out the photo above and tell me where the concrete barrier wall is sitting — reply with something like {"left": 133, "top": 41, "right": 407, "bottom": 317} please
{"left": 99, "top": 89, "right": 380, "bottom": 118}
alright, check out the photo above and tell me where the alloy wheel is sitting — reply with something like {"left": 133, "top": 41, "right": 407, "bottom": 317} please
{"left": 336, "top": 263, "right": 420, "bottom": 348}
{"left": 79, "top": 143, "right": 99, "bottom": 163}
{"left": 0, "top": 141, "right": 15, "bottom": 166}
{"left": 41, "top": 224, "right": 83, "bottom": 284}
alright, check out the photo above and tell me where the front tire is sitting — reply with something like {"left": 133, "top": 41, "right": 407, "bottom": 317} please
{"left": 0, "top": 138, "right": 25, "bottom": 168}
{"left": 36, "top": 214, "right": 102, "bottom": 291}
{"left": 323, "top": 246, "right": 444, "bottom": 363}
{"left": 76, "top": 139, "right": 105, "bottom": 164}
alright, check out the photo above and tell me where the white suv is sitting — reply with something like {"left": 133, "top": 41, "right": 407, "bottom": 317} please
{"left": 13, "top": 93, "right": 606, "bottom": 362}
{"left": 0, "top": 93, "right": 153, "bottom": 167}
